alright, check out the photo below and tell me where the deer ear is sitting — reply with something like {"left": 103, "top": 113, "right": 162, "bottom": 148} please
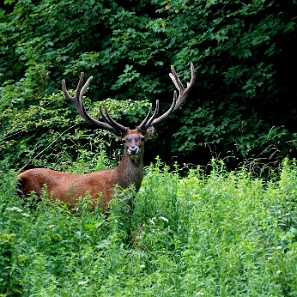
{"left": 144, "top": 125, "right": 156, "bottom": 140}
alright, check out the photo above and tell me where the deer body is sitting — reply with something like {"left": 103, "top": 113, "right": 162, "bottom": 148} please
{"left": 18, "top": 153, "right": 143, "bottom": 211}
{"left": 18, "top": 65, "right": 195, "bottom": 211}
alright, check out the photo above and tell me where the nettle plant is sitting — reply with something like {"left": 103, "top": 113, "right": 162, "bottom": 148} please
{"left": 1, "top": 0, "right": 297, "bottom": 170}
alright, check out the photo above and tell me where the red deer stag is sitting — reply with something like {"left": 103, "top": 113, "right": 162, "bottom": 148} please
{"left": 18, "top": 64, "right": 195, "bottom": 212}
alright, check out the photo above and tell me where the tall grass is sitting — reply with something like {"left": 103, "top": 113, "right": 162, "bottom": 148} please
{"left": 1, "top": 158, "right": 297, "bottom": 296}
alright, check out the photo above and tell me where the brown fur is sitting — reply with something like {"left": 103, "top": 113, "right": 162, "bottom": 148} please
{"left": 18, "top": 129, "right": 145, "bottom": 212}
{"left": 18, "top": 64, "right": 195, "bottom": 212}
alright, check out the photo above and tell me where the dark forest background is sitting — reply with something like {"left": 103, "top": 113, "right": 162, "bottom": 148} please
{"left": 1, "top": 0, "right": 297, "bottom": 175}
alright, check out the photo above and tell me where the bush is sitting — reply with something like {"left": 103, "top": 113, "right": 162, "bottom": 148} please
{"left": 1, "top": 0, "right": 297, "bottom": 171}
{"left": 2, "top": 158, "right": 297, "bottom": 295}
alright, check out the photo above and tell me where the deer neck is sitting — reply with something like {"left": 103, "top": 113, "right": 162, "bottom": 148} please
{"left": 115, "top": 150, "right": 144, "bottom": 191}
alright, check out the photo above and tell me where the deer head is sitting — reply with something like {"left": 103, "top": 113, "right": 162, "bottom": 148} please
{"left": 62, "top": 63, "right": 196, "bottom": 164}
{"left": 18, "top": 64, "right": 195, "bottom": 212}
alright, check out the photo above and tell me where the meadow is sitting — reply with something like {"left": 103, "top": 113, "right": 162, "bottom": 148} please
{"left": 1, "top": 158, "right": 297, "bottom": 296}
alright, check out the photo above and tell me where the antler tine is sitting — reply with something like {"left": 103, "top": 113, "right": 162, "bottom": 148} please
{"left": 144, "top": 63, "right": 195, "bottom": 129}
{"left": 100, "top": 107, "right": 127, "bottom": 133}
{"left": 62, "top": 73, "right": 90, "bottom": 107}
{"left": 169, "top": 62, "right": 196, "bottom": 112}
{"left": 138, "top": 100, "right": 160, "bottom": 131}
{"left": 146, "top": 91, "right": 177, "bottom": 128}
{"left": 137, "top": 103, "right": 153, "bottom": 131}
{"left": 145, "top": 100, "right": 160, "bottom": 128}
{"left": 62, "top": 72, "right": 127, "bottom": 136}
{"left": 99, "top": 107, "right": 111, "bottom": 125}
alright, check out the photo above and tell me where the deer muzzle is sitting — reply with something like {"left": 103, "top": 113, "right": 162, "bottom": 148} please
{"left": 128, "top": 145, "right": 140, "bottom": 155}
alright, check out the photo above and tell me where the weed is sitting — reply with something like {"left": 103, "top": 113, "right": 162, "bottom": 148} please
{"left": 1, "top": 159, "right": 297, "bottom": 296}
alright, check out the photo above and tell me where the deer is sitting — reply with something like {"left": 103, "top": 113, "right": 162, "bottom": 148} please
{"left": 18, "top": 64, "right": 195, "bottom": 212}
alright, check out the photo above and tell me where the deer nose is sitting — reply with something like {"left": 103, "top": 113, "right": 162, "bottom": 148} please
{"left": 128, "top": 145, "right": 140, "bottom": 155}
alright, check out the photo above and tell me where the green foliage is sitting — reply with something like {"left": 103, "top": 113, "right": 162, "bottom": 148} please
{"left": 0, "top": 88, "right": 150, "bottom": 171}
{"left": 2, "top": 0, "right": 297, "bottom": 292}
{"left": 158, "top": 0, "right": 297, "bottom": 165}
{"left": 2, "top": 159, "right": 297, "bottom": 295}
{"left": 1, "top": 0, "right": 297, "bottom": 170}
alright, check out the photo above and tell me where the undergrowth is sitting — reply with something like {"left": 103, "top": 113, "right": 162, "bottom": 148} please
{"left": 1, "top": 158, "right": 297, "bottom": 296}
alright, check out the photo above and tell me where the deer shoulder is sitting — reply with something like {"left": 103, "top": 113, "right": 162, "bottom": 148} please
{"left": 18, "top": 64, "right": 196, "bottom": 212}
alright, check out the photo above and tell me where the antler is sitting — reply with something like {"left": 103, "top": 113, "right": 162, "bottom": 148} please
{"left": 62, "top": 73, "right": 127, "bottom": 136}
{"left": 138, "top": 63, "right": 195, "bottom": 131}
{"left": 62, "top": 64, "right": 195, "bottom": 135}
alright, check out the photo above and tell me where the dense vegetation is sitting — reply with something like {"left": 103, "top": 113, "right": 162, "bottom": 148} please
{"left": 1, "top": 0, "right": 297, "bottom": 172}
{"left": 1, "top": 1, "right": 297, "bottom": 295}
{"left": 1, "top": 158, "right": 297, "bottom": 296}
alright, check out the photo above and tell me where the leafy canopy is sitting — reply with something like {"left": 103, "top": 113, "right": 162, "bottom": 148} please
{"left": 0, "top": 0, "right": 297, "bottom": 171}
